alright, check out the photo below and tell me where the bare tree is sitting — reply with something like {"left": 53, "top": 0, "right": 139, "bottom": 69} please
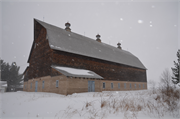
{"left": 148, "top": 80, "right": 156, "bottom": 94}
{"left": 160, "top": 68, "right": 173, "bottom": 96}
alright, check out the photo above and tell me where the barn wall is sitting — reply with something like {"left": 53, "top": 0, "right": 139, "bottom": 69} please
{"left": 23, "top": 75, "right": 147, "bottom": 95}
{"left": 66, "top": 78, "right": 101, "bottom": 94}
{"left": 49, "top": 75, "right": 67, "bottom": 95}
{"left": 52, "top": 51, "right": 147, "bottom": 82}
{"left": 100, "top": 80, "right": 147, "bottom": 91}
{"left": 23, "top": 75, "right": 68, "bottom": 95}
{"left": 25, "top": 21, "right": 53, "bottom": 80}
{"left": 23, "top": 82, "right": 28, "bottom": 91}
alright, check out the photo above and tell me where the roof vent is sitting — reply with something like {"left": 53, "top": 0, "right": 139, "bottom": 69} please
{"left": 96, "top": 34, "right": 101, "bottom": 42}
{"left": 65, "top": 22, "right": 71, "bottom": 32}
{"left": 117, "top": 42, "right": 122, "bottom": 49}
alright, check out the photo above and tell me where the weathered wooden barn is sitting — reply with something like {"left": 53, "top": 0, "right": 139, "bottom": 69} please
{"left": 23, "top": 19, "right": 147, "bottom": 95}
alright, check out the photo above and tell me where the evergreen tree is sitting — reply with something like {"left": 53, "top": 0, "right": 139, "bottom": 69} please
{"left": 1, "top": 59, "right": 23, "bottom": 91}
{"left": 171, "top": 49, "right": 180, "bottom": 84}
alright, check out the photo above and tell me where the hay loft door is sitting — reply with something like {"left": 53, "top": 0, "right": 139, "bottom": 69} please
{"left": 88, "top": 81, "right": 95, "bottom": 92}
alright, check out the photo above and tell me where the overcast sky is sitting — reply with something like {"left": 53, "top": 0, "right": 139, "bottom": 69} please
{"left": 0, "top": 0, "right": 180, "bottom": 83}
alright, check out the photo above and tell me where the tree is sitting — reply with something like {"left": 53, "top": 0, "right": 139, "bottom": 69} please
{"left": 171, "top": 49, "right": 180, "bottom": 84}
{"left": 160, "top": 69, "right": 173, "bottom": 96}
{"left": 1, "top": 59, "right": 23, "bottom": 91}
{"left": 148, "top": 80, "right": 156, "bottom": 94}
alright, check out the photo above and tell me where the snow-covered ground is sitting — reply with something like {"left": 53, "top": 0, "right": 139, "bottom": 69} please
{"left": 1, "top": 89, "right": 180, "bottom": 119}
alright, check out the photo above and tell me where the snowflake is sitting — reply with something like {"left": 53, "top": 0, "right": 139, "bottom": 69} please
{"left": 138, "top": 20, "right": 143, "bottom": 24}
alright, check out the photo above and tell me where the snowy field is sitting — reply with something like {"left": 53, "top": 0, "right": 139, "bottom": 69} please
{"left": 1, "top": 89, "right": 180, "bottom": 119}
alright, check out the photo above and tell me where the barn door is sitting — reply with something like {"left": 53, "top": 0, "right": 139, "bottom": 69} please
{"left": 91, "top": 81, "right": 95, "bottom": 92}
{"left": 35, "top": 81, "right": 38, "bottom": 92}
{"left": 88, "top": 81, "right": 95, "bottom": 92}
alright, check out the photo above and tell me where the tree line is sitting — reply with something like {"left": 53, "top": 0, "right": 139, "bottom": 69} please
{"left": 1, "top": 59, "right": 23, "bottom": 92}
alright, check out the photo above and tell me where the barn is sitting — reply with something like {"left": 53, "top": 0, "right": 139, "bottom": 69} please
{"left": 23, "top": 19, "right": 147, "bottom": 95}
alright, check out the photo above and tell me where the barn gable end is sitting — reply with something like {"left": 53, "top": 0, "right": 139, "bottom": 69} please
{"left": 26, "top": 20, "right": 53, "bottom": 80}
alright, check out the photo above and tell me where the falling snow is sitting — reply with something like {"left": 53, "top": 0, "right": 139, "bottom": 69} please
{"left": 150, "top": 25, "right": 153, "bottom": 27}
{"left": 120, "top": 18, "right": 123, "bottom": 21}
{"left": 138, "top": 20, "right": 143, "bottom": 24}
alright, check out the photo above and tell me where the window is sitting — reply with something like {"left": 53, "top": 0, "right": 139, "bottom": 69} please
{"left": 118, "top": 83, "right": 120, "bottom": 89}
{"left": 24, "top": 85, "right": 26, "bottom": 89}
{"left": 139, "top": 84, "right": 141, "bottom": 88}
{"left": 124, "top": 83, "right": 126, "bottom": 89}
{"left": 143, "top": 84, "right": 145, "bottom": 89}
{"left": 130, "top": 83, "right": 131, "bottom": 89}
{"left": 103, "top": 82, "right": 105, "bottom": 89}
{"left": 56, "top": 80, "right": 59, "bottom": 87}
{"left": 31, "top": 83, "right": 32, "bottom": 89}
{"left": 111, "top": 83, "right": 113, "bottom": 89}
{"left": 42, "top": 81, "right": 45, "bottom": 89}
{"left": 134, "top": 84, "right": 136, "bottom": 89}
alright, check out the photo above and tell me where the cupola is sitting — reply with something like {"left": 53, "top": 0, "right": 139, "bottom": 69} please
{"left": 65, "top": 22, "right": 71, "bottom": 32}
{"left": 96, "top": 34, "right": 101, "bottom": 42}
{"left": 117, "top": 42, "right": 122, "bottom": 49}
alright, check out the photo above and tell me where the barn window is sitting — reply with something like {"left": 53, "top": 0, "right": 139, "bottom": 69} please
{"left": 134, "top": 84, "right": 136, "bottom": 89}
{"left": 30, "top": 83, "right": 32, "bottom": 89}
{"left": 118, "top": 83, "right": 120, "bottom": 89}
{"left": 56, "top": 80, "right": 59, "bottom": 87}
{"left": 139, "top": 84, "right": 141, "bottom": 88}
{"left": 24, "top": 85, "right": 26, "bottom": 89}
{"left": 42, "top": 81, "right": 45, "bottom": 89}
{"left": 111, "top": 83, "right": 113, "bottom": 89}
{"left": 143, "top": 84, "right": 145, "bottom": 89}
{"left": 124, "top": 83, "right": 126, "bottom": 89}
{"left": 130, "top": 83, "right": 131, "bottom": 89}
{"left": 103, "top": 82, "right": 105, "bottom": 89}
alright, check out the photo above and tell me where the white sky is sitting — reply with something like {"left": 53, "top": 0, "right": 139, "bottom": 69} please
{"left": 0, "top": 0, "right": 180, "bottom": 83}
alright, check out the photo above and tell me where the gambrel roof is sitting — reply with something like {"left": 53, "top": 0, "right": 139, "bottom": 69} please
{"left": 31, "top": 19, "right": 146, "bottom": 70}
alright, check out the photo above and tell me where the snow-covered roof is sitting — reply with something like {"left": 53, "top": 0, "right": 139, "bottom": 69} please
{"left": 1, "top": 84, "right": 7, "bottom": 87}
{"left": 0, "top": 81, "right": 7, "bottom": 87}
{"left": 35, "top": 19, "right": 146, "bottom": 70}
{"left": 51, "top": 65, "right": 103, "bottom": 79}
{"left": 0, "top": 81, "right": 7, "bottom": 84}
